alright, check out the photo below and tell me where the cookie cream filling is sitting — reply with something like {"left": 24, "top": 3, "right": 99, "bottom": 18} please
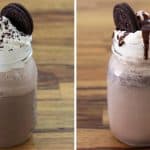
{"left": 0, "top": 16, "right": 32, "bottom": 71}
{"left": 136, "top": 10, "right": 150, "bottom": 22}
{"left": 112, "top": 30, "right": 146, "bottom": 60}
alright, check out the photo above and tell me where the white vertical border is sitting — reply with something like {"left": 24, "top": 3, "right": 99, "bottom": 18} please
{"left": 74, "top": 0, "right": 77, "bottom": 149}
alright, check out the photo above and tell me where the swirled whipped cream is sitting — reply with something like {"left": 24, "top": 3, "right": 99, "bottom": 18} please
{"left": 112, "top": 10, "right": 150, "bottom": 60}
{"left": 112, "top": 30, "right": 145, "bottom": 60}
{"left": 0, "top": 16, "right": 32, "bottom": 71}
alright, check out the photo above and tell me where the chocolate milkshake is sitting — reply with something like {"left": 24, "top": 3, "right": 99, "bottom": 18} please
{"left": 0, "top": 3, "right": 37, "bottom": 147}
{"left": 0, "top": 58, "right": 37, "bottom": 147}
{"left": 107, "top": 3, "right": 150, "bottom": 147}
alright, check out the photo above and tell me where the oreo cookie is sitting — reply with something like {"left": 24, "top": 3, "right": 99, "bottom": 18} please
{"left": 1, "top": 3, "right": 33, "bottom": 35}
{"left": 113, "top": 3, "right": 140, "bottom": 32}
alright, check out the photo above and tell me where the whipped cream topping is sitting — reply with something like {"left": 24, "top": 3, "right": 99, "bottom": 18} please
{"left": 0, "top": 16, "right": 32, "bottom": 71}
{"left": 112, "top": 30, "right": 146, "bottom": 60}
{"left": 112, "top": 10, "right": 150, "bottom": 61}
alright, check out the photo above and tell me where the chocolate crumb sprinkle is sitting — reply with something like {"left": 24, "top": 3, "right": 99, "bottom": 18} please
{"left": 117, "top": 35, "right": 119, "bottom": 40}
{"left": 119, "top": 40, "right": 125, "bottom": 46}
{"left": 112, "top": 32, "right": 114, "bottom": 38}
{"left": 8, "top": 49, "right": 13, "bottom": 52}
{"left": 4, "top": 20, "right": 8, "bottom": 26}
{"left": 117, "top": 32, "right": 129, "bottom": 47}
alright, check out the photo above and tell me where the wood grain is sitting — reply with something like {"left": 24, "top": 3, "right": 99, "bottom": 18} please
{"left": 77, "top": 0, "right": 150, "bottom": 149}
{"left": 0, "top": 0, "right": 74, "bottom": 150}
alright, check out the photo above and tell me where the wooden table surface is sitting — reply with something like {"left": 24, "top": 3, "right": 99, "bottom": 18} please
{"left": 77, "top": 0, "right": 150, "bottom": 149}
{"left": 0, "top": 0, "right": 74, "bottom": 150}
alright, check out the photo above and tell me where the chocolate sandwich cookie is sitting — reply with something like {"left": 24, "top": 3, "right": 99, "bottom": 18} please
{"left": 113, "top": 3, "right": 140, "bottom": 32}
{"left": 1, "top": 3, "right": 33, "bottom": 35}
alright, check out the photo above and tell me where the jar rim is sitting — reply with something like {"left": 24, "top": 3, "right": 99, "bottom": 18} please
{"left": 112, "top": 45, "right": 150, "bottom": 65}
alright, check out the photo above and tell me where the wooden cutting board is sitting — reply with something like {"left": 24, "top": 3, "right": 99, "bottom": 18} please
{"left": 0, "top": 0, "right": 74, "bottom": 150}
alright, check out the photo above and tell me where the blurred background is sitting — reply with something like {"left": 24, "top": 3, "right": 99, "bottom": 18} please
{"left": 77, "top": 0, "right": 150, "bottom": 149}
{"left": 0, "top": 0, "right": 74, "bottom": 150}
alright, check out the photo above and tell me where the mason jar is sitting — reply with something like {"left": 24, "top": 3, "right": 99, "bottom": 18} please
{"left": 107, "top": 45, "right": 150, "bottom": 147}
{"left": 0, "top": 48, "right": 37, "bottom": 147}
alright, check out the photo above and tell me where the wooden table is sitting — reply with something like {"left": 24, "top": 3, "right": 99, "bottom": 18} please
{"left": 77, "top": 0, "right": 150, "bottom": 149}
{"left": 0, "top": 0, "right": 74, "bottom": 150}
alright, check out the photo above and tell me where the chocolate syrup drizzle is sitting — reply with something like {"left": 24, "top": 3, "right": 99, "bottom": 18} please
{"left": 142, "top": 21, "right": 150, "bottom": 60}
{"left": 142, "top": 30, "right": 149, "bottom": 59}
{"left": 116, "top": 32, "right": 129, "bottom": 47}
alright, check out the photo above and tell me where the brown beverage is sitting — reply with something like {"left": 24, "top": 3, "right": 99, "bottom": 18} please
{"left": 0, "top": 58, "right": 37, "bottom": 147}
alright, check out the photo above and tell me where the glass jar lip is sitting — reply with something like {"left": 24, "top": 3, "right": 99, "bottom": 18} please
{"left": 113, "top": 38, "right": 144, "bottom": 46}
{"left": 111, "top": 38, "right": 150, "bottom": 64}
{"left": 113, "top": 30, "right": 145, "bottom": 46}
{"left": 0, "top": 46, "right": 32, "bottom": 65}
{"left": 112, "top": 48, "right": 150, "bottom": 65}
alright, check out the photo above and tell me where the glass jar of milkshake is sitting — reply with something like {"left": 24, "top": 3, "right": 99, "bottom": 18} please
{"left": 107, "top": 27, "right": 150, "bottom": 146}
{"left": 0, "top": 4, "right": 37, "bottom": 147}
{"left": 108, "top": 54, "right": 150, "bottom": 146}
